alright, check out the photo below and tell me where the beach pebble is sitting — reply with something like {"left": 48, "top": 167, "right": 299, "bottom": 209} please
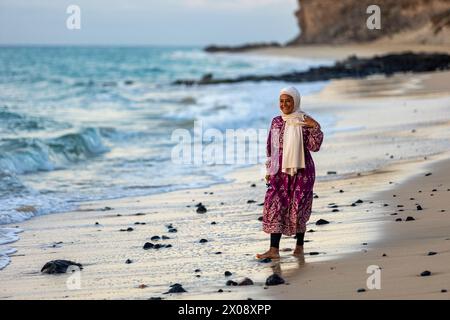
{"left": 162, "top": 235, "right": 170, "bottom": 240}
{"left": 309, "top": 252, "right": 320, "bottom": 255}
{"left": 357, "top": 288, "right": 366, "bottom": 293}
{"left": 226, "top": 280, "right": 238, "bottom": 286}
{"left": 215, "top": 251, "right": 222, "bottom": 254}
{"left": 416, "top": 205, "right": 423, "bottom": 210}
{"left": 164, "top": 283, "right": 187, "bottom": 294}
{"left": 194, "top": 269, "right": 201, "bottom": 273}
{"left": 218, "top": 289, "right": 224, "bottom": 293}
{"left": 420, "top": 270, "right": 432, "bottom": 277}
{"left": 196, "top": 204, "right": 207, "bottom": 214}
{"left": 339, "top": 190, "right": 344, "bottom": 193}
{"left": 125, "top": 259, "right": 133, "bottom": 264}
{"left": 199, "top": 238, "right": 208, "bottom": 243}
{"left": 382, "top": 253, "right": 387, "bottom": 257}
{"left": 258, "top": 216, "right": 263, "bottom": 221}
{"left": 95, "top": 222, "right": 99, "bottom": 225}
{"left": 168, "top": 228, "right": 178, "bottom": 233}
{"left": 250, "top": 184, "right": 256, "bottom": 187}
{"left": 405, "top": 216, "right": 415, "bottom": 221}
{"left": 425, "top": 173, "right": 432, "bottom": 176}
{"left": 441, "top": 289, "right": 448, "bottom": 293}
{"left": 355, "top": 199, "right": 363, "bottom": 204}
{"left": 427, "top": 251, "right": 437, "bottom": 256}
{"left": 395, "top": 218, "right": 402, "bottom": 222}
{"left": 265, "top": 274, "right": 285, "bottom": 286}
{"left": 327, "top": 171, "right": 337, "bottom": 175}
{"left": 316, "top": 219, "right": 330, "bottom": 225}
{"left": 238, "top": 278, "right": 254, "bottom": 286}
{"left": 143, "top": 242, "right": 154, "bottom": 250}
{"left": 332, "top": 209, "right": 339, "bottom": 212}
{"left": 247, "top": 200, "right": 256, "bottom": 204}
{"left": 41, "top": 260, "right": 83, "bottom": 274}
{"left": 151, "top": 236, "right": 161, "bottom": 241}
{"left": 211, "top": 221, "right": 217, "bottom": 225}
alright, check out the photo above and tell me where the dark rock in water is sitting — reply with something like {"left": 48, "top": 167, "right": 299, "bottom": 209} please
{"left": 250, "top": 183, "right": 256, "bottom": 187}
{"left": 95, "top": 222, "right": 99, "bottom": 225}
{"left": 307, "top": 229, "right": 315, "bottom": 233}
{"left": 309, "top": 252, "right": 320, "bottom": 255}
{"left": 357, "top": 288, "right": 366, "bottom": 293}
{"left": 226, "top": 280, "right": 238, "bottom": 286}
{"left": 154, "top": 244, "right": 163, "bottom": 249}
{"left": 134, "top": 212, "right": 146, "bottom": 216}
{"left": 41, "top": 260, "right": 83, "bottom": 274}
{"left": 195, "top": 269, "right": 201, "bottom": 273}
{"left": 162, "top": 235, "right": 170, "bottom": 240}
{"left": 247, "top": 200, "right": 256, "bottom": 204}
{"left": 427, "top": 251, "right": 437, "bottom": 256}
{"left": 339, "top": 190, "right": 344, "bottom": 193}
{"left": 313, "top": 194, "right": 319, "bottom": 199}
{"left": 176, "top": 52, "right": 450, "bottom": 85}
{"left": 384, "top": 204, "right": 389, "bottom": 207}
{"left": 168, "top": 228, "right": 178, "bottom": 233}
{"left": 195, "top": 202, "right": 203, "bottom": 207}
{"left": 258, "top": 216, "right": 263, "bottom": 221}
{"left": 149, "top": 297, "right": 163, "bottom": 300}
{"left": 211, "top": 221, "right": 217, "bottom": 225}
{"left": 406, "top": 216, "right": 415, "bottom": 221}
{"left": 199, "top": 238, "right": 208, "bottom": 243}
{"left": 143, "top": 242, "right": 154, "bottom": 250}
{"left": 224, "top": 271, "right": 232, "bottom": 277}
{"left": 329, "top": 205, "right": 339, "bottom": 208}
{"left": 204, "top": 42, "right": 281, "bottom": 53}
{"left": 164, "top": 283, "right": 187, "bottom": 294}
{"left": 125, "top": 259, "right": 132, "bottom": 264}
{"left": 215, "top": 251, "right": 222, "bottom": 255}
{"left": 124, "top": 80, "right": 134, "bottom": 85}
{"left": 425, "top": 172, "right": 432, "bottom": 176}
{"left": 151, "top": 236, "right": 161, "bottom": 241}
{"left": 127, "top": 227, "right": 133, "bottom": 232}
{"left": 258, "top": 202, "right": 264, "bottom": 206}
{"left": 265, "top": 274, "right": 285, "bottom": 286}
{"left": 420, "top": 270, "right": 432, "bottom": 277}
{"left": 238, "top": 277, "right": 254, "bottom": 286}
{"left": 417, "top": 205, "right": 423, "bottom": 210}
{"left": 355, "top": 199, "right": 363, "bottom": 204}
{"left": 395, "top": 218, "right": 402, "bottom": 222}
{"left": 196, "top": 204, "right": 207, "bottom": 214}
{"left": 332, "top": 209, "right": 339, "bottom": 212}
{"left": 316, "top": 219, "right": 330, "bottom": 225}
{"left": 382, "top": 253, "right": 387, "bottom": 257}
{"left": 441, "top": 289, "right": 448, "bottom": 293}
{"left": 218, "top": 289, "right": 224, "bottom": 293}
{"left": 259, "top": 258, "right": 272, "bottom": 263}
{"left": 165, "top": 244, "right": 172, "bottom": 248}
{"left": 101, "top": 206, "right": 113, "bottom": 211}
{"left": 327, "top": 171, "right": 337, "bottom": 175}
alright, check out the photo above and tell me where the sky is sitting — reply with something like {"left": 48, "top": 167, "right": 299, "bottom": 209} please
{"left": 0, "top": 0, "right": 300, "bottom": 46}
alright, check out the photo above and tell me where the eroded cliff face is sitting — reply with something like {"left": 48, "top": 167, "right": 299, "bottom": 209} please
{"left": 288, "top": 0, "right": 450, "bottom": 45}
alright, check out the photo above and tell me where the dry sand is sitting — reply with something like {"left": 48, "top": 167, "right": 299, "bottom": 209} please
{"left": 0, "top": 53, "right": 449, "bottom": 300}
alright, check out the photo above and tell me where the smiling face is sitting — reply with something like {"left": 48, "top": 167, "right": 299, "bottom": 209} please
{"left": 279, "top": 94, "right": 295, "bottom": 115}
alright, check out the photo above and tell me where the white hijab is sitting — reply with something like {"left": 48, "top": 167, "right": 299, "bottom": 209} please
{"left": 280, "top": 86, "right": 306, "bottom": 176}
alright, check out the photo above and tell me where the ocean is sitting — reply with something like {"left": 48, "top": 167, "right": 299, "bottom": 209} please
{"left": 0, "top": 46, "right": 333, "bottom": 268}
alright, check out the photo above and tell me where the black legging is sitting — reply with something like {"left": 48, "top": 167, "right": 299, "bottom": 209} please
{"left": 270, "top": 232, "right": 304, "bottom": 248}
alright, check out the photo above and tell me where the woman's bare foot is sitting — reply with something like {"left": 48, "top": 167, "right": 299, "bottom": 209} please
{"left": 292, "top": 245, "right": 304, "bottom": 257}
{"left": 256, "top": 247, "right": 280, "bottom": 259}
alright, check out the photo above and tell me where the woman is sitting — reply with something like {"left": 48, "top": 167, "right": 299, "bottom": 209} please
{"left": 257, "top": 86, "right": 324, "bottom": 259}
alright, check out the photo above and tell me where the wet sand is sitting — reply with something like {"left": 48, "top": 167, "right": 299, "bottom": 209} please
{"left": 0, "top": 68, "right": 449, "bottom": 299}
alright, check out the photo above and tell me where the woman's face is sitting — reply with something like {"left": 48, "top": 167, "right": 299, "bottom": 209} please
{"left": 280, "top": 94, "right": 295, "bottom": 114}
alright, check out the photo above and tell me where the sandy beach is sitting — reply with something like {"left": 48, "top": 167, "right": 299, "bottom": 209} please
{"left": 1, "top": 42, "right": 449, "bottom": 300}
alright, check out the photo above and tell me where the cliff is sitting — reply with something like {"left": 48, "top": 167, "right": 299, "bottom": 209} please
{"left": 288, "top": 0, "right": 450, "bottom": 45}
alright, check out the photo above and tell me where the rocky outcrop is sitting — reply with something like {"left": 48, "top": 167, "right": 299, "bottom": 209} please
{"left": 288, "top": 0, "right": 450, "bottom": 45}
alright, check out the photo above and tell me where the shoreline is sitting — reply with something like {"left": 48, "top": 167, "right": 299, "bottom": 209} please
{"left": 1, "top": 55, "right": 450, "bottom": 299}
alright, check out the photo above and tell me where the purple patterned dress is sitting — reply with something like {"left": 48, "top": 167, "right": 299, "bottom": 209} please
{"left": 263, "top": 115, "right": 324, "bottom": 236}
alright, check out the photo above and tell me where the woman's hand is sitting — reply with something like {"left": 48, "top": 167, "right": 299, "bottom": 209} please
{"left": 303, "top": 115, "right": 320, "bottom": 128}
